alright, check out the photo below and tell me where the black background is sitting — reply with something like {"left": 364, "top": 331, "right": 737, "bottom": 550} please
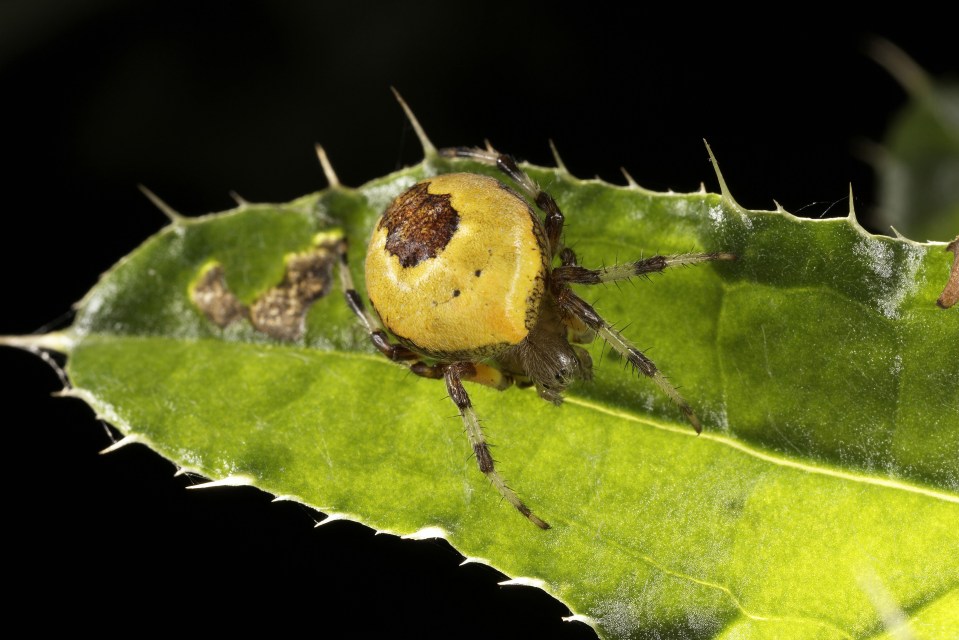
{"left": 1, "top": 3, "right": 953, "bottom": 637}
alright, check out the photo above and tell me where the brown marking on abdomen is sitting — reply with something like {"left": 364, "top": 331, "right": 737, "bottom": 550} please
{"left": 379, "top": 181, "right": 459, "bottom": 267}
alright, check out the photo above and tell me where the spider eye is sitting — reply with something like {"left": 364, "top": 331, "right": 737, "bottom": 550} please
{"left": 552, "top": 350, "right": 581, "bottom": 383}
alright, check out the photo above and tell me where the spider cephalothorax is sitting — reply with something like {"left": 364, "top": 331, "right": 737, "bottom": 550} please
{"left": 340, "top": 147, "right": 733, "bottom": 529}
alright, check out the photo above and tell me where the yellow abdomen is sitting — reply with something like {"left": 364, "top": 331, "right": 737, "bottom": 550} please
{"left": 365, "top": 173, "right": 549, "bottom": 360}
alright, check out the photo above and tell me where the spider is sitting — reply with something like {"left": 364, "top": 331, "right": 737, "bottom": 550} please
{"left": 339, "top": 146, "right": 734, "bottom": 529}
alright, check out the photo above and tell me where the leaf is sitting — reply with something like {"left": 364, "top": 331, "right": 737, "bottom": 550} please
{"left": 868, "top": 39, "right": 959, "bottom": 241}
{"left": 4, "top": 147, "right": 958, "bottom": 639}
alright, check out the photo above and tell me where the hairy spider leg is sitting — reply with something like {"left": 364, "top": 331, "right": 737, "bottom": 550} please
{"left": 553, "top": 247, "right": 734, "bottom": 434}
{"left": 556, "top": 288, "right": 703, "bottom": 432}
{"left": 445, "top": 363, "right": 550, "bottom": 529}
{"left": 553, "top": 248, "right": 736, "bottom": 286}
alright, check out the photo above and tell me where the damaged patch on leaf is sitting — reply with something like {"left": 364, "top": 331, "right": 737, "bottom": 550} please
{"left": 191, "top": 264, "right": 247, "bottom": 327}
{"left": 190, "top": 233, "right": 343, "bottom": 340}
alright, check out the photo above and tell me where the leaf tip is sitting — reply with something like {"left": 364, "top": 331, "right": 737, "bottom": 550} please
{"left": 402, "top": 526, "right": 449, "bottom": 540}
{"left": 391, "top": 87, "right": 437, "bottom": 158}
{"left": 187, "top": 475, "right": 255, "bottom": 490}
{"left": 315, "top": 144, "right": 342, "bottom": 189}
{"left": 138, "top": 184, "right": 186, "bottom": 224}
{"left": 315, "top": 513, "right": 348, "bottom": 527}
{"left": 562, "top": 614, "right": 599, "bottom": 631}
{"left": 703, "top": 140, "right": 743, "bottom": 211}
{"left": 99, "top": 435, "right": 144, "bottom": 455}
{"left": 888, "top": 225, "right": 907, "bottom": 240}
{"left": 499, "top": 576, "right": 549, "bottom": 590}
{"left": 228, "top": 190, "right": 249, "bottom": 207}
{"left": 846, "top": 183, "right": 860, "bottom": 225}
{"left": 548, "top": 139, "right": 569, "bottom": 174}
{"left": 173, "top": 466, "right": 200, "bottom": 477}
{"left": 0, "top": 331, "right": 73, "bottom": 354}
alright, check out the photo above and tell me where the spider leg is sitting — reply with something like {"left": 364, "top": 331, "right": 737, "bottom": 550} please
{"left": 440, "top": 146, "right": 565, "bottom": 258}
{"left": 555, "top": 248, "right": 733, "bottom": 344}
{"left": 445, "top": 363, "right": 550, "bottom": 529}
{"left": 337, "top": 239, "right": 421, "bottom": 361}
{"left": 556, "top": 288, "right": 704, "bottom": 433}
{"left": 554, "top": 248, "right": 735, "bottom": 286}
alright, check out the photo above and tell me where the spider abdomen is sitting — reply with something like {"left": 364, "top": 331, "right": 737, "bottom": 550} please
{"left": 365, "top": 173, "right": 550, "bottom": 360}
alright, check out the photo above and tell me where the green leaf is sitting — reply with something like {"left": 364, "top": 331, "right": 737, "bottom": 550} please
{"left": 5, "top": 149, "right": 958, "bottom": 639}
{"left": 869, "top": 39, "right": 959, "bottom": 241}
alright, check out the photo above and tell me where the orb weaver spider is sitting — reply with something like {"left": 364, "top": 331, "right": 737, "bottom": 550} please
{"left": 338, "top": 146, "right": 734, "bottom": 529}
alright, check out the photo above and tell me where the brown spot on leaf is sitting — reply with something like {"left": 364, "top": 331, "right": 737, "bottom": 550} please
{"left": 190, "top": 237, "right": 340, "bottom": 341}
{"left": 249, "top": 248, "right": 336, "bottom": 340}
{"left": 379, "top": 181, "right": 459, "bottom": 267}
{"left": 937, "top": 236, "right": 959, "bottom": 309}
{"left": 192, "top": 265, "right": 248, "bottom": 327}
